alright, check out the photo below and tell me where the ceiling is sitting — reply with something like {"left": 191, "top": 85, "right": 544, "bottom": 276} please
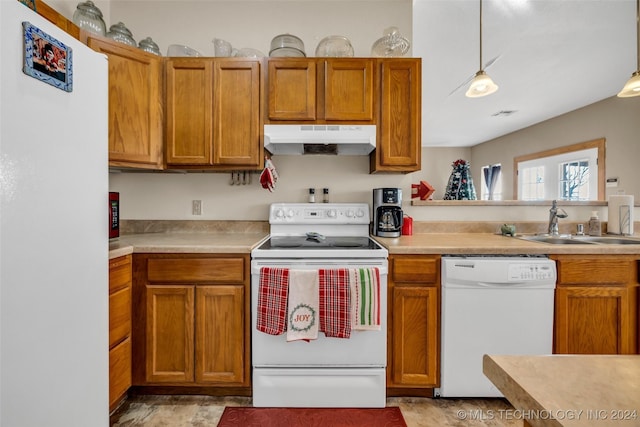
{"left": 413, "top": 0, "right": 638, "bottom": 147}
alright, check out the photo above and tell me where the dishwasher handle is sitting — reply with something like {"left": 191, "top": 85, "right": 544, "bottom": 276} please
{"left": 443, "top": 280, "right": 556, "bottom": 289}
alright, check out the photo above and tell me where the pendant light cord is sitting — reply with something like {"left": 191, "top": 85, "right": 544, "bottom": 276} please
{"left": 479, "top": 0, "right": 484, "bottom": 71}
{"left": 632, "top": 0, "right": 640, "bottom": 71}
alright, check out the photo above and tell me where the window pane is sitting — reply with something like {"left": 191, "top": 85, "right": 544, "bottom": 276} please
{"left": 520, "top": 166, "right": 544, "bottom": 200}
{"left": 559, "top": 160, "right": 589, "bottom": 201}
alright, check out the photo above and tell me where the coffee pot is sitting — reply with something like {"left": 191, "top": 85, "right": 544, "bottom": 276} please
{"left": 372, "top": 188, "right": 403, "bottom": 237}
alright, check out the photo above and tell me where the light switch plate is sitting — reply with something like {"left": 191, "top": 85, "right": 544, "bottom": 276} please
{"left": 192, "top": 200, "right": 202, "bottom": 215}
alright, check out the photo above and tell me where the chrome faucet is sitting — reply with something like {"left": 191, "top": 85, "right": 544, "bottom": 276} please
{"left": 548, "top": 200, "right": 568, "bottom": 235}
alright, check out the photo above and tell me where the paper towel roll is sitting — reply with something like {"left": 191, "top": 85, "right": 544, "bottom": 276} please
{"left": 608, "top": 195, "right": 634, "bottom": 235}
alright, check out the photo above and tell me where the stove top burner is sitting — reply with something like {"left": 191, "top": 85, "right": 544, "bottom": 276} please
{"left": 274, "top": 242, "right": 304, "bottom": 248}
{"left": 258, "top": 236, "right": 382, "bottom": 251}
{"left": 332, "top": 240, "right": 366, "bottom": 248}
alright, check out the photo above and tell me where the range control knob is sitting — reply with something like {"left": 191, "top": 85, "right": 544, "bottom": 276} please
{"left": 286, "top": 209, "right": 295, "bottom": 218}
{"left": 327, "top": 209, "right": 337, "bottom": 218}
{"left": 274, "top": 208, "right": 285, "bottom": 219}
{"left": 356, "top": 209, "right": 365, "bottom": 218}
{"left": 345, "top": 210, "right": 354, "bottom": 218}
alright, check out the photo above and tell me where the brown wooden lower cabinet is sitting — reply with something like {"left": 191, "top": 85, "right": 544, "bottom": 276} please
{"left": 146, "top": 285, "right": 195, "bottom": 383}
{"left": 552, "top": 255, "right": 639, "bottom": 355}
{"left": 133, "top": 254, "right": 250, "bottom": 390}
{"left": 109, "top": 255, "right": 132, "bottom": 411}
{"left": 109, "top": 337, "right": 132, "bottom": 407}
{"left": 387, "top": 254, "right": 440, "bottom": 394}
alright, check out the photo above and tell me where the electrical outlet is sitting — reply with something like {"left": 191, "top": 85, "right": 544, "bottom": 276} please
{"left": 192, "top": 200, "right": 202, "bottom": 216}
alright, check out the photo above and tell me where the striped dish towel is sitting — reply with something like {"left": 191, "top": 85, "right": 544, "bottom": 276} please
{"left": 349, "top": 268, "right": 381, "bottom": 331}
{"left": 256, "top": 267, "right": 289, "bottom": 335}
{"left": 319, "top": 268, "right": 351, "bottom": 339}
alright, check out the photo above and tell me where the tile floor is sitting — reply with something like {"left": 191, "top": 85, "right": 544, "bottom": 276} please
{"left": 111, "top": 395, "right": 522, "bottom": 427}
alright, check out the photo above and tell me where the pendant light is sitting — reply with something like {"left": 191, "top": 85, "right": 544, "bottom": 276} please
{"left": 466, "top": 0, "right": 499, "bottom": 98}
{"left": 618, "top": 0, "right": 640, "bottom": 97}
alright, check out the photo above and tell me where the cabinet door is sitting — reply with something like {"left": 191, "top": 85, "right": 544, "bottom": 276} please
{"left": 373, "top": 58, "right": 421, "bottom": 172}
{"left": 389, "top": 285, "right": 439, "bottom": 387}
{"left": 213, "top": 60, "right": 261, "bottom": 167}
{"left": 87, "top": 38, "right": 163, "bottom": 169}
{"left": 555, "top": 286, "right": 636, "bottom": 354}
{"left": 267, "top": 59, "right": 317, "bottom": 121}
{"left": 195, "top": 285, "right": 246, "bottom": 384}
{"left": 553, "top": 255, "right": 638, "bottom": 355}
{"left": 109, "top": 255, "right": 131, "bottom": 410}
{"left": 109, "top": 286, "right": 131, "bottom": 348}
{"left": 324, "top": 59, "right": 374, "bottom": 121}
{"left": 165, "top": 58, "right": 213, "bottom": 165}
{"left": 146, "top": 285, "right": 195, "bottom": 383}
{"left": 109, "top": 337, "right": 131, "bottom": 409}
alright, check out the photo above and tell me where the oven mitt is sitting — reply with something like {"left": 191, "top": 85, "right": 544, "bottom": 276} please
{"left": 260, "top": 157, "right": 279, "bottom": 192}
{"left": 260, "top": 166, "right": 273, "bottom": 191}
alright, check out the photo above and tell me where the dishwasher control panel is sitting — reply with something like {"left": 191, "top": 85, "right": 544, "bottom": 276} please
{"left": 508, "top": 262, "right": 555, "bottom": 281}
{"left": 442, "top": 256, "right": 557, "bottom": 285}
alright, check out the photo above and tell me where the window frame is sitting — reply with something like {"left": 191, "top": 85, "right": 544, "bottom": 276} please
{"left": 513, "top": 138, "right": 606, "bottom": 201}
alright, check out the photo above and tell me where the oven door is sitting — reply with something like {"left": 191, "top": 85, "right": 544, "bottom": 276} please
{"left": 250, "top": 258, "right": 388, "bottom": 367}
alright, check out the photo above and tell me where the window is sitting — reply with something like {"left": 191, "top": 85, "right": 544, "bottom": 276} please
{"left": 520, "top": 165, "right": 545, "bottom": 200}
{"left": 514, "top": 138, "right": 605, "bottom": 201}
{"left": 480, "top": 164, "right": 502, "bottom": 200}
{"left": 559, "top": 159, "right": 590, "bottom": 200}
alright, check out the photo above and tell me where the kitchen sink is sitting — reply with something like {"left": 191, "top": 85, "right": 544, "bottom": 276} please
{"left": 517, "top": 235, "right": 593, "bottom": 245}
{"left": 572, "top": 236, "right": 640, "bottom": 245}
{"left": 516, "top": 235, "right": 640, "bottom": 245}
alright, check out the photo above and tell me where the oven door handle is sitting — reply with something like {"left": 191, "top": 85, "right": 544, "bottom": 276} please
{"left": 251, "top": 261, "right": 388, "bottom": 275}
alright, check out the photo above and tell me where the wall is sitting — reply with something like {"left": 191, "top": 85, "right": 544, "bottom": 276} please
{"left": 111, "top": 145, "right": 618, "bottom": 224}
{"left": 108, "top": 0, "right": 412, "bottom": 59}
{"left": 109, "top": 146, "right": 471, "bottom": 221}
{"left": 47, "top": 0, "right": 111, "bottom": 26}
{"left": 104, "top": 0, "right": 447, "bottom": 222}
{"left": 471, "top": 95, "right": 640, "bottom": 201}
{"left": 63, "top": 0, "right": 636, "bottom": 225}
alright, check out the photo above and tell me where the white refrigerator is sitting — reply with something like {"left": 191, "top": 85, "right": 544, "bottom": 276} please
{"left": 1, "top": 2, "right": 109, "bottom": 426}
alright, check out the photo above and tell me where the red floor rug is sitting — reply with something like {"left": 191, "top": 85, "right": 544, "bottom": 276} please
{"left": 217, "top": 406, "right": 407, "bottom": 427}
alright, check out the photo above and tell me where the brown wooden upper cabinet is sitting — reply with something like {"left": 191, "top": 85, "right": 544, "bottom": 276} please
{"left": 266, "top": 57, "right": 421, "bottom": 173}
{"left": 165, "top": 58, "right": 262, "bottom": 170}
{"left": 370, "top": 58, "right": 421, "bottom": 173}
{"left": 87, "top": 37, "right": 164, "bottom": 170}
{"left": 266, "top": 58, "right": 375, "bottom": 123}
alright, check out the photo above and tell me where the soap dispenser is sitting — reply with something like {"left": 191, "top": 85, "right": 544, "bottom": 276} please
{"left": 588, "top": 211, "right": 601, "bottom": 236}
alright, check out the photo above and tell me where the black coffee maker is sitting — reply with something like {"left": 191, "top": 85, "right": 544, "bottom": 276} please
{"left": 372, "top": 188, "right": 403, "bottom": 237}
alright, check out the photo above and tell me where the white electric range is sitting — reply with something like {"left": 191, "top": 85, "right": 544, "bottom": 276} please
{"left": 251, "top": 203, "right": 389, "bottom": 408}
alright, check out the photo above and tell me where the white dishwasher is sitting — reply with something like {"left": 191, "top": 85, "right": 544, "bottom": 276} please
{"left": 435, "top": 255, "right": 556, "bottom": 398}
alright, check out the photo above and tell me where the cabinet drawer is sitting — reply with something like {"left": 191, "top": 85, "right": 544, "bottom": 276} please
{"left": 391, "top": 256, "right": 439, "bottom": 284}
{"left": 109, "top": 255, "right": 132, "bottom": 293}
{"left": 555, "top": 257, "right": 635, "bottom": 285}
{"left": 147, "top": 258, "right": 245, "bottom": 283}
{"left": 109, "top": 286, "right": 131, "bottom": 348}
{"left": 109, "top": 337, "right": 131, "bottom": 409}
